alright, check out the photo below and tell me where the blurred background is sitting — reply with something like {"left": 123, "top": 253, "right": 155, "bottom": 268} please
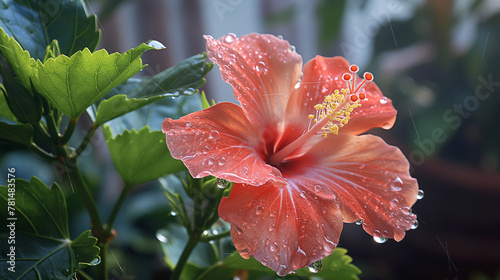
{"left": 2, "top": 0, "right": 500, "bottom": 279}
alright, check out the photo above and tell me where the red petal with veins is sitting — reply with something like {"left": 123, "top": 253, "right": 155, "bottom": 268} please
{"left": 205, "top": 33, "right": 302, "bottom": 127}
{"left": 301, "top": 134, "right": 418, "bottom": 241}
{"left": 286, "top": 56, "right": 397, "bottom": 136}
{"left": 162, "top": 102, "right": 285, "bottom": 186}
{"left": 219, "top": 181, "right": 343, "bottom": 276}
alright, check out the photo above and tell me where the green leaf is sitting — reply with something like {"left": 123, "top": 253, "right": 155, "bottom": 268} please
{"left": 0, "top": 177, "right": 100, "bottom": 278}
{"left": 103, "top": 125, "right": 184, "bottom": 186}
{"left": 158, "top": 223, "right": 218, "bottom": 270}
{"left": 32, "top": 43, "right": 157, "bottom": 119}
{"left": 0, "top": 27, "right": 37, "bottom": 89}
{"left": 293, "top": 247, "right": 361, "bottom": 280}
{"left": 198, "top": 248, "right": 360, "bottom": 280}
{"left": 0, "top": 0, "right": 100, "bottom": 60}
{"left": 1, "top": 70, "right": 43, "bottom": 124}
{"left": 0, "top": 121, "right": 33, "bottom": 146}
{"left": 0, "top": 86, "right": 17, "bottom": 121}
{"left": 93, "top": 53, "right": 212, "bottom": 126}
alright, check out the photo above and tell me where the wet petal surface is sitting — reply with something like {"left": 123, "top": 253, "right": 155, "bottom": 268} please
{"left": 162, "top": 102, "right": 285, "bottom": 186}
{"left": 219, "top": 181, "right": 343, "bottom": 276}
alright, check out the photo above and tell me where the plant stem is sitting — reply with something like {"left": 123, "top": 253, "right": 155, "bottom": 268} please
{"left": 170, "top": 236, "right": 199, "bottom": 280}
{"left": 74, "top": 125, "right": 98, "bottom": 157}
{"left": 65, "top": 156, "right": 104, "bottom": 232}
{"left": 29, "top": 143, "right": 57, "bottom": 161}
{"left": 199, "top": 230, "right": 231, "bottom": 242}
{"left": 105, "top": 184, "right": 131, "bottom": 234}
{"left": 59, "top": 117, "right": 78, "bottom": 145}
{"left": 96, "top": 243, "right": 108, "bottom": 280}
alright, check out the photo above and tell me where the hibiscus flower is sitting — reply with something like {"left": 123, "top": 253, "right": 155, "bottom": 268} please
{"left": 162, "top": 33, "right": 419, "bottom": 276}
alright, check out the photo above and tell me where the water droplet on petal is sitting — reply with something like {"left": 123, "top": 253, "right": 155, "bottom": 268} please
{"left": 417, "top": 189, "right": 424, "bottom": 200}
{"left": 90, "top": 258, "right": 100, "bottom": 266}
{"left": 269, "top": 223, "right": 275, "bottom": 232}
{"left": 224, "top": 33, "right": 236, "bottom": 43}
{"left": 308, "top": 260, "right": 323, "bottom": 273}
{"left": 217, "top": 178, "right": 229, "bottom": 189}
{"left": 380, "top": 98, "right": 388, "bottom": 104}
{"left": 299, "top": 190, "right": 306, "bottom": 198}
{"left": 185, "top": 121, "right": 192, "bottom": 127}
{"left": 355, "top": 219, "right": 363, "bottom": 226}
{"left": 391, "top": 177, "right": 403, "bottom": 191}
{"left": 373, "top": 236, "right": 388, "bottom": 243}
{"left": 290, "top": 45, "right": 296, "bottom": 52}
{"left": 270, "top": 211, "right": 276, "bottom": 217}
{"left": 297, "top": 247, "right": 307, "bottom": 257}
{"left": 277, "top": 264, "right": 287, "bottom": 276}
{"left": 314, "top": 185, "right": 322, "bottom": 192}
{"left": 411, "top": 219, "right": 419, "bottom": 230}
{"left": 256, "top": 205, "right": 264, "bottom": 215}
{"left": 147, "top": 40, "right": 165, "bottom": 49}
{"left": 270, "top": 242, "right": 278, "bottom": 252}
{"left": 390, "top": 198, "right": 399, "bottom": 207}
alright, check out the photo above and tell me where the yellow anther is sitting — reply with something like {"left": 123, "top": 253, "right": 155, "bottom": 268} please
{"left": 306, "top": 88, "right": 362, "bottom": 138}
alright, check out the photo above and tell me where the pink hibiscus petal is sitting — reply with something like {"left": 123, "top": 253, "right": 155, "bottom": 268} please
{"left": 205, "top": 33, "right": 302, "bottom": 127}
{"left": 219, "top": 181, "right": 343, "bottom": 276}
{"left": 162, "top": 102, "right": 285, "bottom": 186}
{"left": 300, "top": 134, "right": 419, "bottom": 241}
{"left": 286, "top": 56, "right": 397, "bottom": 136}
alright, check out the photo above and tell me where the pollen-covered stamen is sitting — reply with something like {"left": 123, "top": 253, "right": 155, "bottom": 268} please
{"left": 269, "top": 65, "right": 373, "bottom": 166}
{"left": 308, "top": 88, "right": 361, "bottom": 138}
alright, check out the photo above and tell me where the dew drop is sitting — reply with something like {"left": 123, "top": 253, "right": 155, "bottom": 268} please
{"left": 297, "top": 247, "right": 306, "bottom": 256}
{"left": 289, "top": 45, "right": 296, "bottom": 52}
{"left": 299, "top": 190, "right": 306, "bottom": 198}
{"left": 314, "top": 185, "right": 322, "bottom": 192}
{"left": 217, "top": 178, "right": 229, "bottom": 189}
{"left": 391, "top": 177, "right": 403, "bottom": 191}
{"left": 209, "top": 130, "right": 220, "bottom": 140}
{"left": 417, "top": 189, "right": 424, "bottom": 200}
{"left": 224, "top": 33, "right": 236, "bottom": 43}
{"left": 269, "top": 223, "right": 275, "bottom": 232}
{"left": 185, "top": 121, "right": 192, "bottom": 127}
{"left": 209, "top": 240, "right": 215, "bottom": 244}
{"left": 156, "top": 229, "right": 169, "bottom": 243}
{"left": 390, "top": 198, "right": 399, "bottom": 207}
{"left": 373, "top": 236, "right": 388, "bottom": 243}
{"left": 147, "top": 40, "right": 166, "bottom": 49}
{"left": 294, "top": 81, "right": 300, "bottom": 89}
{"left": 411, "top": 219, "right": 419, "bottom": 230}
{"left": 379, "top": 98, "right": 388, "bottom": 104}
{"left": 256, "top": 205, "right": 264, "bottom": 215}
{"left": 170, "top": 211, "right": 178, "bottom": 217}
{"left": 270, "top": 242, "right": 278, "bottom": 252}
{"left": 355, "top": 219, "right": 363, "bottom": 225}
{"left": 270, "top": 211, "right": 276, "bottom": 217}
{"left": 277, "top": 264, "right": 287, "bottom": 276}
{"left": 202, "top": 230, "right": 209, "bottom": 236}
{"left": 308, "top": 260, "right": 323, "bottom": 273}
{"left": 90, "top": 258, "right": 101, "bottom": 266}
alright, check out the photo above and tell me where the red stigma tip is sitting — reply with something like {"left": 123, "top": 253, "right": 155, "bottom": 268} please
{"left": 342, "top": 73, "right": 351, "bottom": 81}
{"left": 349, "top": 64, "right": 359, "bottom": 73}
{"left": 363, "top": 72, "right": 373, "bottom": 81}
{"left": 359, "top": 92, "right": 366, "bottom": 99}
{"left": 350, "top": 95, "right": 358, "bottom": 102}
